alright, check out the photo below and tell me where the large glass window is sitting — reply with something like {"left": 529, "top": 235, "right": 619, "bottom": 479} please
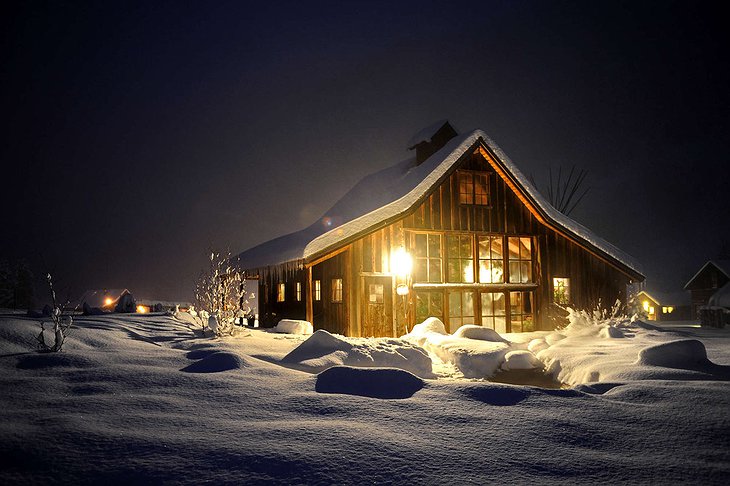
{"left": 458, "top": 171, "right": 489, "bottom": 205}
{"left": 508, "top": 237, "right": 532, "bottom": 283}
{"left": 415, "top": 291, "right": 444, "bottom": 322}
{"left": 480, "top": 292, "right": 507, "bottom": 333}
{"left": 448, "top": 291, "right": 474, "bottom": 332}
{"left": 510, "top": 291, "right": 534, "bottom": 332}
{"left": 413, "top": 233, "right": 442, "bottom": 283}
{"left": 446, "top": 234, "right": 474, "bottom": 283}
{"left": 478, "top": 235, "right": 504, "bottom": 283}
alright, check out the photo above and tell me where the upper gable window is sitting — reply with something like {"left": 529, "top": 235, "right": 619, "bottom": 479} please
{"left": 458, "top": 171, "right": 489, "bottom": 206}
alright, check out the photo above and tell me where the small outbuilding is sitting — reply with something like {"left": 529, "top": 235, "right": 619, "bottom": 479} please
{"left": 683, "top": 260, "right": 730, "bottom": 319}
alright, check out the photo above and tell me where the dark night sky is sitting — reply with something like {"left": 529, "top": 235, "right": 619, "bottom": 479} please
{"left": 2, "top": 0, "right": 728, "bottom": 303}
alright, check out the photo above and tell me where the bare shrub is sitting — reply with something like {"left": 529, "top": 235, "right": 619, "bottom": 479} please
{"left": 194, "top": 249, "right": 251, "bottom": 337}
{"left": 36, "top": 274, "right": 73, "bottom": 352}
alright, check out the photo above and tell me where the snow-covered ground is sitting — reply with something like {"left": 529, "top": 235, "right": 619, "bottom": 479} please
{"left": 1, "top": 311, "right": 729, "bottom": 484}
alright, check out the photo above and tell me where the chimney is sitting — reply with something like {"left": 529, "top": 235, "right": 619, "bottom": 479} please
{"left": 407, "top": 120, "right": 458, "bottom": 165}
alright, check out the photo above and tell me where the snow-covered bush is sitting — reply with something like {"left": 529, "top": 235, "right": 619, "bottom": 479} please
{"left": 194, "top": 249, "right": 251, "bottom": 337}
{"left": 35, "top": 274, "right": 73, "bottom": 353}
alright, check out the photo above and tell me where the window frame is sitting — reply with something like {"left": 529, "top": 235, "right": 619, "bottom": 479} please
{"left": 276, "top": 283, "right": 285, "bottom": 302}
{"left": 410, "top": 232, "right": 443, "bottom": 283}
{"left": 457, "top": 170, "right": 490, "bottom": 206}
{"left": 331, "top": 278, "right": 343, "bottom": 303}
{"left": 314, "top": 280, "right": 321, "bottom": 301}
{"left": 552, "top": 277, "right": 570, "bottom": 305}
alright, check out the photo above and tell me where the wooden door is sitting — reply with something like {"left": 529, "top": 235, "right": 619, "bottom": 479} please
{"left": 361, "top": 276, "right": 394, "bottom": 337}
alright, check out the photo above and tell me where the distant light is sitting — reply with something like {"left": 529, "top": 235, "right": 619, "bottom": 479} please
{"left": 136, "top": 305, "right": 147, "bottom": 313}
{"left": 105, "top": 297, "right": 114, "bottom": 306}
{"left": 391, "top": 247, "right": 413, "bottom": 277}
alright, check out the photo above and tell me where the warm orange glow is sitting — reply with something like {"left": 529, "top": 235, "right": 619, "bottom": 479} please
{"left": 642, "top": 300, "right": 650, "bottom": 312}
{"left": 104, "top": 297, "right": 114, "bottom": 306}
{"left": 136, "top": 305, "right": 147, "bottom": 313}
{"left": 391, "top": 247, "right": 413, "bottom": 277}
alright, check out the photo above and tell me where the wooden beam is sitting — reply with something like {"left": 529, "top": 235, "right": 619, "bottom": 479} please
{"left": 306, "top": 266, "right": 313, "bottom": 325}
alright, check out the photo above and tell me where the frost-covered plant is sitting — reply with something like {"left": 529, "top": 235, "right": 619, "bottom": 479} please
{"left": 194, "top": 249, "right": 251, "bottom": 337}
{"left": 36, "top": 274, "right": 73, "bottom": 352}
{"left": 561, "top": 299, "right": 633, "bottom": 335}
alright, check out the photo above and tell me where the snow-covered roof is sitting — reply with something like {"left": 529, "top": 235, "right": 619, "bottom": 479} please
{"left": 77, "top": 289, "right": 131, "bottom": 308}
{"left": 639, "top": 289, "right": 690, "bottom": 306}
{"left": 406, "top": 119, "right": 451, "bottom": 149}
{"left": 238, "top": 129, "right": 644, "bottom": 279}
{"left": 683, "top": 260, "right": 730, "bottom": 290}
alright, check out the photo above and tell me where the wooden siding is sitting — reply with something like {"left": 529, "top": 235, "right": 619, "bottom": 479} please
{"left": 311, "top": 250, "right": 350, "bottom": 335}
{"left": 245, "top": 146, "right": 637, "bottom": 336}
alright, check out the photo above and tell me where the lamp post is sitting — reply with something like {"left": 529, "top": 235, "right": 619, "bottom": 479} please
{"left": 392, "top": 247, "right": 413, "bottom": 335}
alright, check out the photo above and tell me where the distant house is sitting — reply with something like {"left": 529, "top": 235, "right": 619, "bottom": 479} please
{"left": 683, "top": 260, "right": 730, "bottom": 319}
{"left": 237, "top": 121, "right": 644, "bottom": 337}
{"left": 78, "top": 289, "right": 132, "bottom": 311}
{"left": 636, "top": 290, "right": 691, "bottom": 321}
{"left": 135, "top": 299, "right": 193, "bottom": 313}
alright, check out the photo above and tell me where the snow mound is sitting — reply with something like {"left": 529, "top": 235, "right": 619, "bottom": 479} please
{"left": 282, "top": 330, "right": 353, "bottom": 363}
{"left": 181, "top": 351, "right": 250, "bottom": 373}
{"left": 273, "top": 319, "right": 313, "bottom": 335}
{"left": 527, "top": 338, "right": 549, "bottom": 353}
{"left": 315, "top": 366, "right": 424, "bottom": 399}
{"left": 452, "top": 325, "right": 508, "bottom": 342}
{"left": 599, "top": 326, "right": 625, "bottom": 339}
{"left": 502, "top": 350, "right": 542, "bottom": 370}
{"left": 637, "top": 339, "right": 710, "bottom": 370}
{"left": 460, "top": 384, "right": 531, "bottom": 406}
{"left": 408, "top": 317, "right": 448, "bottom": 336}
{"left": 282, "top": 330, "right": 433, "bottom": 378}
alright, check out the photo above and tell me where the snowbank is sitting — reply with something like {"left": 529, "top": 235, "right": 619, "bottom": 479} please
{"left": 282, "top": 330, "right": 433, "bottom": 378}
{"left": 273, "top": 319, "right": 313, "bottom": 335}
{"left": 536, "top": 309, "right": 730, "bottom": 385}
{"left": 404, "top": 319, "right": 516, "bottom": 378}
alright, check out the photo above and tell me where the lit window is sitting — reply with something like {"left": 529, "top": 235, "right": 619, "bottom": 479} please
{"left": 480, "top": 292, "right": 506, "bottom": 333}
{"left": 296, "top": 282, "right": 302, "bottom": 302}
{"left": 667, "top": 306, "right": 674, "bottom": 314}
{"left": 478, "top": 236, "right": 504, "bottom": 283}
{"left": 314, "top": 280, "right": 321, "bottom": 301}
{"left": 458, "top": 171, "right": 489, "bottom": 205}
{"left": 553, "top": 277, "right": 570, "bottom": 304}
{"left": 277, "top": 283, "right": 285, "bottom": 302}
{"left": 507, "top": 237, "right": 532, "bottom": 283}
{"left": 662, "top": 306, "right": 667, "bottom": 314}
{"left": 368, "top": 284, "right": 384, "bottom": 304}
{"left": 412, "top": 233, "right": 442, "bottom": 283}
{"left": 446, "top": 234, "right": 474, "bottom": 283}
{"left": 448, "top": 290, "right": 474, "bottom": 333}
{"left": 415, "top": 291, "right": 444, "bottom": 322}
{"left": 510, "top": 291, "right": 534, "bottom": 332}
{"left": 331, "top": 278, "right": 343, "bottom": 303}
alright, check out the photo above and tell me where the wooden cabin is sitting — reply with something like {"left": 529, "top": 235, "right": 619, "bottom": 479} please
{"left": 238, "top": 121, "right": 644, "bottom": 336}
{"left": 636, "top": 290, "right": 690, "bottom": 321}
{"left": 684, "top": 260, "right": 730, "bottom": 319}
